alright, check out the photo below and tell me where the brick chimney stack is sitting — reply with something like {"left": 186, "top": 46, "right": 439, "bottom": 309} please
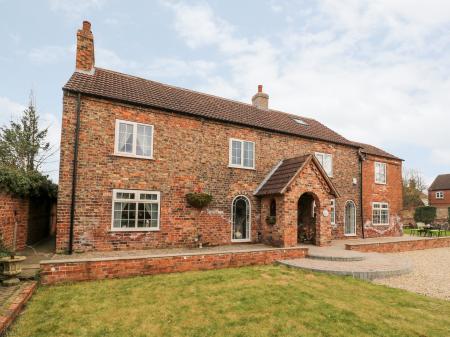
{"left": 76, "top": 21, "right": 95, "bottom": 74}
{"left": 252, "top": 84, "right": 269, "bottom": 109}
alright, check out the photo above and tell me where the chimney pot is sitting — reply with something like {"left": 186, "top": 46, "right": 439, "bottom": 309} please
{"left": 76, "top": 20, "right": 95, "bottom": 74}
{"left": 252, "top": 85, "right": 269, "bottom": 109}
{"left": 82, "top": 20, "right": 91, "bottom": 32}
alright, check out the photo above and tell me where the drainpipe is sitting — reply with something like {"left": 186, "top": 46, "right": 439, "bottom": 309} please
{"left": 68, "top": 93, "right": 82, "bottom": 254}
{"left": 358, "top": 149, "right": 366, "bottom": 239}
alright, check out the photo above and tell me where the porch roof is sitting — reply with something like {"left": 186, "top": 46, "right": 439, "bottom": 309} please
{"left": 254, "top": 154, "right": 340, "bottom": 197}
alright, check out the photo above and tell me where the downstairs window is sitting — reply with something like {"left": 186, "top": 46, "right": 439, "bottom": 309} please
{"left": 112, "top": 189, "right": 160, "bottom": 231}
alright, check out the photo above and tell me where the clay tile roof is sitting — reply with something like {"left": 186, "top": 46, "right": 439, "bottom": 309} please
{"left": 254, "top": 154, "right": 339, "bottom": 197}
{"left": 63, "top": 68, "right": 357, "bottom": 147}
{"left": 351, "top": 141, "right": 402, "bottom": 161}
{"left": 429, "top": 174, "right": 450, "bottom": 191}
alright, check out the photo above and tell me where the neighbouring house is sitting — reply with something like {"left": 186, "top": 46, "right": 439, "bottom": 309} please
{"left": 428, "top": 174, "right": 450, "bottom": 222}
{"left": 56, "top": 22, "right": 403, "bottom": 254}
{"left": 428, "top": 174, "right": 450, "bottom": 208}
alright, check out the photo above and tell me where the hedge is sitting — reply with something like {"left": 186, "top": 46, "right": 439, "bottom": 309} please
{"left": 414, "top": 206, "right": 436, "bottom": 224}
{"left": 0, "top": 166, "right": 57, "bottom": 198}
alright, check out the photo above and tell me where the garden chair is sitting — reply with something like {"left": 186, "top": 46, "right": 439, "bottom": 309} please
{"left": 409, "top": 222, "right": 424, "bottom": 236}
{"left": 429, "top": 224, "right": 441, "bottom": 237}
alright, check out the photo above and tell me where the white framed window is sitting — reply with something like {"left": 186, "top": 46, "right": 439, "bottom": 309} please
{"left": 111, "top": 189, "right": 160, "bottom": 231}
{"left": 372, "top": 202, "right": 389, "bottom": 225}
{"left": 314, "top": 152, "right": 333, "bottom": 177}
{"left": 330, "top": 199, "right": 336, "bottom": 225}
{"left": 436, "top": 191, "right": 444, "bottom": 199}
{"left": 375, "top": 162, "right": 387, "bottom": 184}
{"left": 114, "top": 120, "right": 154, "bottom": 159}
{"left": 229, "top": 138, "right": 255, "bottom": 169}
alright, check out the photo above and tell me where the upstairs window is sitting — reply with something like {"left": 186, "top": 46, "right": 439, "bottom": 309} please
{"left": 372, "top": 202, "right": 389, "bottom": 225}
{"left": 315, "top": 152, "right": 333, "bottom": 177}
{"left": 375, "top": 162, "right": 387, "bottom": 184}
{"left": 112, "top": 189, "right": 160, "bottom": 231}
{"left": 115, "top": 120, "right": 153, "bottom": 159}
{"left": 229, "top": 138, "right": 255, "bottom": 169}
{"left": 270, "top": 199, "right": 277, "bottom": 217}
{"left": 436, "top": 191, "right": 444, "bottom": 199}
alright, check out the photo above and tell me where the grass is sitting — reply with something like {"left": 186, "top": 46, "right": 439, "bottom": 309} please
{"left": 8, "top": 265, "right": 450, "bottom": 337}
{"left": 403, "top": 228, "right": 450, "bottom": 236}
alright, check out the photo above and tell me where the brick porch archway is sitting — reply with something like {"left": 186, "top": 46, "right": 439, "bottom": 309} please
{"left": 256, "top": 155, "right": 340, "bottom": 247}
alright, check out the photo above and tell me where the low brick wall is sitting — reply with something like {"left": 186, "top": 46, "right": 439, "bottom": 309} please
{"left": 0, "top": 282, "right": 37, "bottom": 335}
{"left": 40, "top": 247, "right": 308, "bottom": 285}
{"left": 345, "top": 237, "right": 450, "bottom": 253}
{"left": 0, "top": 192, "right": 29, "bottom": 251}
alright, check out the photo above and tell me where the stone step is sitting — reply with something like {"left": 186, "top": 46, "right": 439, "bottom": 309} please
{"left": 278, "top": 254, "right": 412, "bottom": 280}
{"left": 306, "top": 250, "right": 366, "bottom": 262}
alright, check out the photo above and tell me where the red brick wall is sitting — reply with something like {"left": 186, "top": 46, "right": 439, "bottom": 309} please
{"left": 428, "top": 190, "right": 450, "bottom": 208}
{"left": 345, "top": 237, "right": 450, "bottom": 253}
{"left": 361, "top": 155, "right": 403, "bottom": 238}
{"left": 0, "top": 192, "right": 29, "bottom": 251}
{"left": 40, "top": 247, "right": 307, "bottom": 285}
{"left": 57, "top": 93, "right": 364, "bottom": 253}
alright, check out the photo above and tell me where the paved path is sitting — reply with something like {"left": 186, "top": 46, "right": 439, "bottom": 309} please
{"left": 374, "top": 247, "right": 450, "bottom": 300}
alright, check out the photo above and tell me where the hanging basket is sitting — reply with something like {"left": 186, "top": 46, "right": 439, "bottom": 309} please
{"left": 186, "top": 193, "right": 213, "bottom": 209}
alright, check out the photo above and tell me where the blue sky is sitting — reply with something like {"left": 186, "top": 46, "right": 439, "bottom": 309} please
{"left": 1, "top": 0, "right": 450, "bottom": 185}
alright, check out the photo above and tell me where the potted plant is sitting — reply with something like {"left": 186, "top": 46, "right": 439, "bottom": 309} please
{"left": 186, "top": 192, "right": 213, "bottom": 248}
{"left": 266, "top": 215, "right": 276, "bottom": 225}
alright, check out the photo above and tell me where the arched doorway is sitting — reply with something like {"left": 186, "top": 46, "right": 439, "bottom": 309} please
{"left": 344, "top": 200, "right": 356, "bottom": 236}
{"left": 231, "top": 196, "right": 251, "bottom": 242}
{"left": 297, "top": 192, "right": 318, "bottom": 244}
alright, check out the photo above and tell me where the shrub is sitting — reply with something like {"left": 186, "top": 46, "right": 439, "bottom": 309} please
{"left": 186, "top": 192, "right": 213, "bottom": 208}
{"left": 266, "top": 216, "right": 276, "bottom": 225}
{"left": 0, "top": 166, "right": 57, "bottom": 198}
{"left": 414, "top": 206, "right": 436, "bottom": 224}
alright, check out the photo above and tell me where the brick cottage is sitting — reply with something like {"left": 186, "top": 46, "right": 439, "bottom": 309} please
{"left": 56, "top": 22, "right": 403, "bottom": 254}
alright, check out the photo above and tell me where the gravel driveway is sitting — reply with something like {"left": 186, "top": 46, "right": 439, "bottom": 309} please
{"left": 374, "top": 247, "right": 450, "bottom": 300}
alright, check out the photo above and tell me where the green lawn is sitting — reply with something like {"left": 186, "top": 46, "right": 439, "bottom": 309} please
{"left": 403, "top": 228, "right": 450, "bottom": 236}
{"left": 8, "top": 266, "right": 450, "bottom": 337}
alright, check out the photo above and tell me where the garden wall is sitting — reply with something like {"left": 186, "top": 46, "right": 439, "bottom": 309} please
{"left": 0, "top": 192, "right": 29, "bottom": 251}
{"left": 40, "top": 247, "right": 308, "bottom": 285}
{"left": 345, "top": 237, "right": 450, "bottom": 253}
{"left": 0, "top": 191, "right": 54, "bottom": 251}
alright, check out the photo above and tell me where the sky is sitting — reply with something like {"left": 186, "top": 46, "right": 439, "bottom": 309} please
{"left": 1, "top": 0, "right": 450, "bottom": 186}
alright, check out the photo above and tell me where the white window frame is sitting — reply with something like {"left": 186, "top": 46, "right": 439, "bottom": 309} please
{"left": 314, "top": 152, "right": 333, "bottom": 177}
{"left": 231, "top": 195, "right": 251, "bottom": 242}
{"left": 344, "top": 200, "right": 357, "bottom": 236}
{"left": 372, "top": 202, "right": 389, "bottom": 225}
{"left": 374, "top": 162, "right": 387, "bottom": 184}
{"left": 111, "top": 189, "right": 161, "bottom": 231}
{"left": 436, "top": 191, "right": 444, "bottom": 199}
{"left": 114, "top": 119, "right": 154, "bottom": 159}
{"left": 228, "top": 138, "right": 255, "bottom": 170}
{"left": 330, "top": 199, "right": 336, "bottom": 225}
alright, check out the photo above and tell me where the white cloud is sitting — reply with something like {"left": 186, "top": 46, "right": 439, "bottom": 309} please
{"left": 0, "top": 96, "right": 25, "bottom": 125}
{"left": 49, "top": 0, "right": 106, "bottom": 18}
{"left": 162, "top": 0, "right": 450, "bottom": 168}
{"left": 28, "top": 45, "right": 72, "bottom": 65}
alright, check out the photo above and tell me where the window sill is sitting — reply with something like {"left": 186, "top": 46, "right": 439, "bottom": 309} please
{"left": 344, "top": 234, "right": 357, "bottom": 237}
{"left": 371, "top": 223, "right": 389, "bottom": 226}
{"left": 375, "top": 181, "right": 387, "bottom": 185}
{"left": 228, "top": 165, "right": 256, "bottom": 171}
{"left": 110, "top": 228, "right": 160, "bottom": 232}
{"left": 231, "top": 239, "right": 252, "bottom": 243}
{"left": 112, "top": 153, "right": 154, "bottom": 160}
